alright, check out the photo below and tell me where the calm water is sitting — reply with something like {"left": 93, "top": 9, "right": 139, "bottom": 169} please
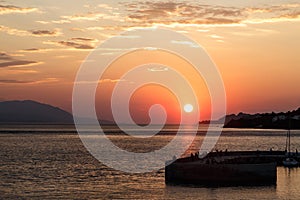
{"left": 0, "top": 125, "right": 300, "bottom": 199}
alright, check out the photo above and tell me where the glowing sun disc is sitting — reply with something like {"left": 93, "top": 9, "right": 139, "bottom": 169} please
{"left": 184, "top": 104, "right": 193, "bottom": 113}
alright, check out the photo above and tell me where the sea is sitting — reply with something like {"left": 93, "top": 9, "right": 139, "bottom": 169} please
{"left": 0, "top": 124, "right": 300, "bottom": 200}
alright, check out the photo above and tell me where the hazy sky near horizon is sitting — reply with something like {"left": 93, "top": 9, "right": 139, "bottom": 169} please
{"left": 0, "top": 0, "right": 300, "bottom": 122}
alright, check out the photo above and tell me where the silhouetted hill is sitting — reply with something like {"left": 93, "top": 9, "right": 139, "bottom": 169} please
{"left": 223, "top": 108, "right": 300, "bottom": 129}
{"left": 0, "top": 100, "right": 115, "bottom": 125}
{"left": 0, "top": 100, "right": 74, "bottom": 124}
{"left": 199, "top": 113, "right": 259, "bottom": 125}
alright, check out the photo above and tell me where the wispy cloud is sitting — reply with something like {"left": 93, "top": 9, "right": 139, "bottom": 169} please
{"left": 209, "top": 34, "right": 224, "bottom": 39}
{"left": 281, "top": 11, "right": 300, "bottom": 19}
{"left": 43, "top": 41, "right": 92, "bottom": 51}
{"left": 0, "top": 60, "right": 38, "bottom": 68}
{"left": 147, "top": 66, "right": 169, "bottom": 72}
{"left": 241, "top": 3, "right": 300, "bottom": 24}
{"left": 62, "top": 12, "right": 121, "bottom": 22}
{"left": 7, "top": 68, "right": 38, "bottom": 74}
{"left": 57, "top": 41, "right": 94, "bottom": 49}
{"left": 97, "top": 3, "right": 118, "bottom": 11}
{"left": 18, "top": 48, "right": 66, "bottom": 54}
{"left": 45, "top": 37, "right": 97, "bottom": 50}
{"left": 69, "top": 27, "right": 85, "bottom": 32}
{"left": 0, "top": 25, "right": 62, "bottom": 37}
{"left": 48, "top": 1, "right": 299, "bottom": 35}
{"left": 171, "top": 40, "right": 199, "bottom": 48}
{"left": 0, "top": 78, "right": 58, "bottom": 85}
{"left": 71, "top": 37, "right": 98, "bottom": 42}
{"left": 118, "top": 1, "right": 300, "bottom": 29}
{"left": 0, "top": 52, "right": 40, "bottom": 68}
{"left": 75, "top": 79, "right": 126, "bottom": 84}
{"left": 19, "top": 48, "right": 50, "bottom": 53}
{"left": 61, "top": 3, "right": 120, "bottom": 23}
{"left": 30, "top": 29, "right": 62, "bottom": 36}
{"left": 0, "top": 25, "right": 28, "bottom": 36}
{"left": 0, "top": 79, "right": 33, "bottom": 84}
{"left": 0, "top": 4, "right": 38, "bottom": 15}
{"left": 36, "top": 19, "right": 70, "bottom": 24}
{"left": 122, "top": 2, "right": 244, "bottom": 26}
{"left": 100, "top": 79, "right": 125, "bottom": 83}
{"left": 0, "top": 52, "right": 12, "bottom": 60}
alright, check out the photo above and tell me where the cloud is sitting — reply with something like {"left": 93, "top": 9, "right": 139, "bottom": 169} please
{"left": 6, "top": 68, "right": 38, "bottom": 74}
{"left": 0, "top": 52, "right": 12, "bottom": 60}
{"left": 0, "top": 51, "right": 40, "bottom": 68}
{"left": 0, "top": 25, "right": 62, "bottom": 37}
{"left": 62, "top": 12, "right": 121, "bottom": 22}
{"left": 0, "top": 25, "right": 29, "bottom": 36}
{"left": 57, "top": 41, "right": 94, "bottom": 49}
{"left": 69, "top": 27, "right": 85, "bottom": 32}
{"left": 36, "top": 20, "right": 50, "bottom": 24}
{"left": 242, "top": 3, "right": 300, "bottom": 24}
{"left": 246, "top": 4, "right": 300, "bottom": 14}
{"left": 69, "top": 26, "right": 126, "bottom": 33}
{"left": 43, "top": 41, "right": 94, "bottom": 51}
{"left": 51, "top": 19, "right": 70, "bottom": 24}
{"left": 44, "top": 37, "right": 97, "bottom": 50}
{"left": 18, "top": 48, "right": 56, "bottom": 53}
{"left": 0, "top": 4, "right": 38, "bottom": 15}
{"left": 20, "top": 48, "right": 94, "bottom": 55}
{"left": 0, "top": 79, "right": 32, "bottom": 83}
{"left": 98, "top": 4, "right": 118, "bottom": 11}
{"left": 147, "top": 66, "right": 169, "bottom": 72}
{"left": 75, "top": 79, "right": 125, "bottom": 84}
{"left": 280, "top": 11, "right": 300, "bottom": 19}
{"left": 36, "top": 19, "right": 70, "bottom": 24}
{"left": 60, "top": 2, "right": 299, "bottom": 33}
{"left": 171, "top": 40, "right": 200, "bottom": 48}
{"left": 0, "top": 60, "right": 38, "bottom": 68}
{"left": 209, "top": 34, "right": 224, "bottom": 39}
{"left": 0, "top": 78, "right": 58, "bottom": 85}
{"left": 71, "top": 37, "right": 97, "bottom": 42}
{"left": 30, "top": 29, "right": 61, "bottom": 36}
{"left": 123, "top": 2, "right": 244, "bottom": 26}
{"left": 20, "top": 48, "right": 43, "bottom": 52}
{"left": 119, "top": 1, "right": 300, "bottom": 29}
{"left": 99, "top": 79, "right": 125, "bottom": 83}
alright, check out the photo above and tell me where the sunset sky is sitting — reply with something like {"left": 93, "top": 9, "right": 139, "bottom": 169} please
{"left": 1, "top": 0, "right": 300, "bottom": 122}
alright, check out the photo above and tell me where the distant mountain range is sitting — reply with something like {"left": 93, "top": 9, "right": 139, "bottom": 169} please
{"left": 223, "top": 108, "right": 300, "bottom": 129}
{"left": 0, "top": 100, "right": 112, "bottom": 124}
{"left": 200, "top": 107, "right": 300, "bottom": 129}
{"left": 1, "top": 100, "right": 299, "bottom": 129}
{"left": 0, "top": 100, "right": 74, "bottom": 124}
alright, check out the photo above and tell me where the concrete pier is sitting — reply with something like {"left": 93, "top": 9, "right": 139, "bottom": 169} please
{"left": 165, "top": 150, "right": 299, "bottom": 186}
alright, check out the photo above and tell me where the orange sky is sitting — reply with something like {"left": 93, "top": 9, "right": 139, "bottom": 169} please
{"left": 0, "top": 1, "right": 300, "bottom": 122}
{"left": 95, "top": 49, "right": 210, "bottom": 123}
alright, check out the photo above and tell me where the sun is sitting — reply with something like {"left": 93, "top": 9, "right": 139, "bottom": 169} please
{"left": 183, "top": 104, "right": 193, "bottom": 113}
